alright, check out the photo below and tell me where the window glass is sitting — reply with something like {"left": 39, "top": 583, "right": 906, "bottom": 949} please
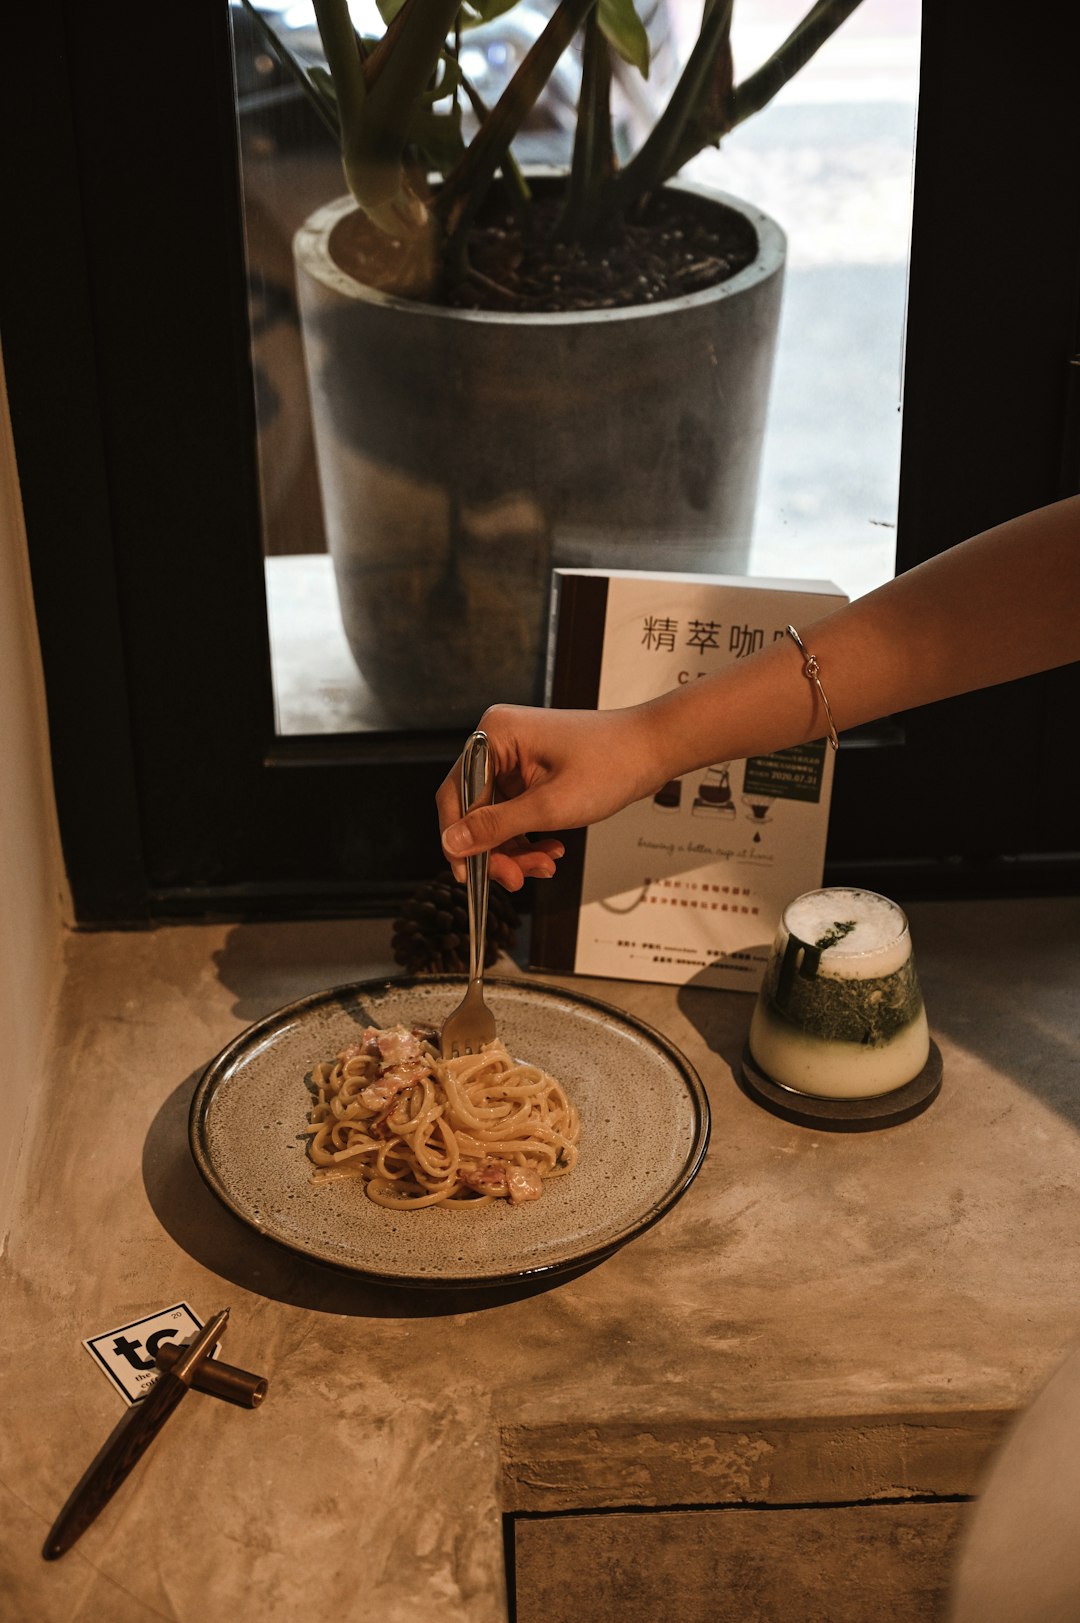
{"left": 698, "top": 0, "right": 920, "bottom": 602}
{"left": 234, "top": 2, "right": 919, "bottom": 736}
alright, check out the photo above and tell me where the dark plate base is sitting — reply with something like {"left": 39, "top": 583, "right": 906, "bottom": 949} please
{"left": 738, "top": 1039, "right": 943, "bottom": 1132}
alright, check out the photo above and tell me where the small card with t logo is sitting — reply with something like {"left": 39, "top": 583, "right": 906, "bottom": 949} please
{"left": 83, "top": 1303, "right": 209, "bottom": 1404}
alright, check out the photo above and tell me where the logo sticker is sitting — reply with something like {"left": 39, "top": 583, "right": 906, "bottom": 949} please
{"left": 83, "top": 1303, "right": 210, "bottom": 1405}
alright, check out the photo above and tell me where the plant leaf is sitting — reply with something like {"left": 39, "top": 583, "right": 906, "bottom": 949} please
{"left": 461, "top": 0, "right": 523, "bottom": 23}
{"left": 598, "top": 0, "right": 649, "bottom": 77}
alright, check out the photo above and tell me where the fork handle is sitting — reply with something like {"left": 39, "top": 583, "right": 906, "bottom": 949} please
{"left": 461, "top": 731, "right": 491, "bottom": 985}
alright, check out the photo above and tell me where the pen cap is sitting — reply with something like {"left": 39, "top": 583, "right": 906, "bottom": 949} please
{"left": 155, "top": 1341, "right": 268, "bottom": 1408}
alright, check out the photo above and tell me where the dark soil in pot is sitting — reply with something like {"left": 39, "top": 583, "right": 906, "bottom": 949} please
{"left": 328, "top": 186, "right": 759, "bottom": 314}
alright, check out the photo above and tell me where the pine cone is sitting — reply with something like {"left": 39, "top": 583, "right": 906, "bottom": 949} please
{"left": 391, "top": 870, "right": 520, "bottom": 976}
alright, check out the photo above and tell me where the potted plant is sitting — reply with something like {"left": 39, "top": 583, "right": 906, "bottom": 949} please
{"left": 244, "top": 0, "right": 864, "bottom": 727}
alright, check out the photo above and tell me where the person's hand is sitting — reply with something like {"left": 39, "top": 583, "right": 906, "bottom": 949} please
{"left": 436, "top": 702, "right": 666, "bottom": 891}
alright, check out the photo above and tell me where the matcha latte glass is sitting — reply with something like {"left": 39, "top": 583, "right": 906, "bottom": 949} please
{"left": 748, "top": 888, "right": 930, "bottom": 1099}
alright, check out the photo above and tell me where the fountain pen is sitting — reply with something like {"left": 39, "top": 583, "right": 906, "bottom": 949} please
{"left": 42, "top": 1307, "right": 229, "bottom": 1560}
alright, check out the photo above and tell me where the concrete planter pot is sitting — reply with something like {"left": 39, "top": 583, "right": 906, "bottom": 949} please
{"left": 293, "top": 178, "right": 785, "bottom": 729}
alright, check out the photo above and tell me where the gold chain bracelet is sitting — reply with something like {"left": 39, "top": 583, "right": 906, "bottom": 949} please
{"left": 785, "top": 625, "right": 839, "bottom": 751}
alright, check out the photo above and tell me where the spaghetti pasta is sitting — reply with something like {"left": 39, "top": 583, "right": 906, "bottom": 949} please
{"left": 302, "top": 1023, "right": 580, "bottom": 1208}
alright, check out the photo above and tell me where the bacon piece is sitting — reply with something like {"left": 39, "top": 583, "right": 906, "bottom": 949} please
{"left": 360, "top": 1079, "right": 399, "bottom": 1111}
{"left": 389, "top": 1058, "right": 430, "bottom": 1083}
{"left": 354, "top": 1029, "right": 383, "bottom": 1060}
{"left": 375, "top": 1026, "right": 425, "bottom": 1065}
{"left": 459, "top": 1160, "right": 510, "bottom": 1197}
{"left": 457, "top": 1160, "right": 544, "bottom": 1203}
{"left": 506, "top": 1166, "right": 544, "bottom": 1204}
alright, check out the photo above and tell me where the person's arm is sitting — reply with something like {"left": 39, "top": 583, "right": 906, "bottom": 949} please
{"left": 437, "top": 494, "right": 1080, "bottom": 890}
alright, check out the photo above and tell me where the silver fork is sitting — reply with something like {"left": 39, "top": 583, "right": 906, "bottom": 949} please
{"left": 440, "top": 731, "right": 498, "bottom": 1060}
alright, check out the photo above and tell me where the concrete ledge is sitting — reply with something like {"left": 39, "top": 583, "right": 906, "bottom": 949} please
{"left": 500, "top": 1409, "right": 1013, "bottom": 1512}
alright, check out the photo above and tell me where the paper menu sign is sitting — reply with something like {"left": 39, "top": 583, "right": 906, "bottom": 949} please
{"left": 531, "top": 567, "right": 848, "bottom": 992}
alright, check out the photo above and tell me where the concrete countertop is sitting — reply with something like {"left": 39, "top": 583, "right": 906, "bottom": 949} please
{"left": 3, "top": 897, "right": 1080, "bottom": 1620}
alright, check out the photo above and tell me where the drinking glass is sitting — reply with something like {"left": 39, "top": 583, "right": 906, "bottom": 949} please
{"left": 748, "top": 887, "right": 929, "bottom": 1099}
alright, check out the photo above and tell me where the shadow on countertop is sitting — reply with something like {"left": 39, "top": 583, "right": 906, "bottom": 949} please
{"left": 210, "top": 916, "right": 402, "bottom": 1023}
{"left": 676, "top": 975, "right": 756, "bottom": 1081}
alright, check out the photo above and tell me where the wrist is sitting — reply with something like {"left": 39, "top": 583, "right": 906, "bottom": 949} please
{"left": 633, "top": 690, "right": 711, "bottom": 790}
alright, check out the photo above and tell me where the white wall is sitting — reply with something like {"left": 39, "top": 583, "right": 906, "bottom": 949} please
{"left": 0, "top": 343, "right": 70, "bottom": 1248}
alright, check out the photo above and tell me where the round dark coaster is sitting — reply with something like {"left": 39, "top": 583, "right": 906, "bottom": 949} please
{"left": 738, "top": 1039, "right": 943, "bottom": 1132}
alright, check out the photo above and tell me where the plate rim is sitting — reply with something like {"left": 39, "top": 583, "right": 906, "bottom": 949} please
{"left": 188, "top": 973, "right": 711, "bottom": 1290}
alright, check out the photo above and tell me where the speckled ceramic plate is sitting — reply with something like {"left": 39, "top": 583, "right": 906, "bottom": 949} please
{"left": 189, "top": 975, "right": 710, "bottom": 1288}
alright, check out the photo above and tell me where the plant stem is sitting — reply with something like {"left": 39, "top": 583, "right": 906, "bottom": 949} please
{"left": 437, "top": 0, "right": 598, "bottom": 246}
{"left": 312, "top": 0, "right": 368, "bottom": 150}
{"left": 605, "top": 0, "right": 734, "bottom": 220}
{"left": 558, "top": 10, "right": 616, "bottom": 244}
{"left": 611, "top": 0, "right": 865, "bottom": 220}
{"left": 729, "top": 0, "right": 864, "bottom": 126}
{"left": 459, "top": 75, "right": 532, "bottom": 223}
{"left": 314, "top": 0, "right": 460, "bottom": 236}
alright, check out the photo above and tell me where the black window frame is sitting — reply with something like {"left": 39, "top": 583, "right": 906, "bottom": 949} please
{"left": 3, "top": 3, "right": 1079, "bottom": 926}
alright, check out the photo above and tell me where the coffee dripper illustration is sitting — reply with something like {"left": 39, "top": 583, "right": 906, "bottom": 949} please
{"left": 742, "top": 793, "right": 774, "bottom": 824}
{"left": 692, "top": 763, "right": 735, "bottom": 818}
